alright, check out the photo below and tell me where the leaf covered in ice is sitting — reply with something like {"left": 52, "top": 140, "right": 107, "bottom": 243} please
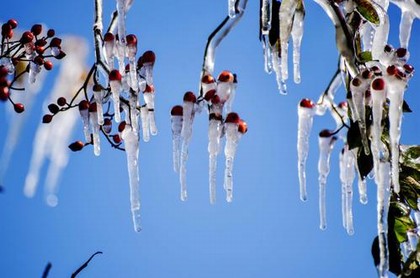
{"left": 354, "top": 0, "right": 380, "bottom": 25}
{"left": 393, "top": 215, "right": 415, "bottom": 243}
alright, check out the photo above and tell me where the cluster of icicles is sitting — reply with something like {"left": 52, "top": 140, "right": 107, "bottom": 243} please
{"left": 296, "top": 0, "right": 418, "bottom": 276}
{"left": 76, "top": 0, "right": 156, "bottom": 232}
{"left": 260, "top": 0, "right": 305, "bottom": 94}
{"left": 171, "top": 70, "right": 247, "bottom": 204}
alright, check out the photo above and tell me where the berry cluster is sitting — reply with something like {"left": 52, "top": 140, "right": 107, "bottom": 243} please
{"left": 1, "top": 19, "right": 63, "bottom": 112}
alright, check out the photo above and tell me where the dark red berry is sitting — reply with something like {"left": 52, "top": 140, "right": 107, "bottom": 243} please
{"left": 145, "top": 84, "right": 154, "bottom": 93}
{"left": 35, "top": 39, "right": 47, "bottom": 47}
{"left": 42, "top": 114, "right": 53, "bottom": 123}
{"left": 201, "top": 74, "right": 215, "bottom": 84}
{"left": 225, "top": 112, "right": 240, "bottom": 124}
{"left": 68, "top": 141, "right": 84, "bottom": 152}
{"left": 217, "top": 70, "right": 234, "bottom": 82}
{"left": 20, "top": 31, "right": 34, "bottom": 44}
{"left": 31, "top": 24, "right": 42, "bottom": 36}
{"left": 183, "top": 91, "right": 196, "bottom": 103}
{"left": 104, "top": 32, "right": 114, "bottom": 42}
{"left": 386, "top": 65, "right": 397, "bottom": 75}
{"left": 403, "top": 64, "right": 414, "bottom": 74}
{"left": 112, "top": 134, "right": 122, "bottom": 144}
{"left": 33, "top": 56, "right": 44, "bottom": 65}
{"left": 49, "top": 37, "right": 62, "bottom": 48}
{"left": 44, "top": 60, "right": 53, "bottom": 70}
{"left": 47, "top": 29, "right": 55, "bottom": 38}
{"left": 371, "top": 78, "right": 385, "bottom": 91}
{"left": 396, "top": 48, "right": 407, "bottom": 58}
{"left": 88, "top": 102, "right": 97, "bottom": 113}
{"left": 57, "top": 97, "right": 67, "bottom": 106}
{"left": 78, "top": 100, "right": 89, "bottom": 111}
{"left": 352, "top": 77, "right": 361, "bottom": 87}
{"left": 109, "top": 69, "right": 122, "bottom": 81}
{"left": 48, "top": 103, "right": 59, "bottom": 114}
{"left": 36, "top": 46, "right": 45, "bottom": 55}
{"left": 14, "top": 103, "right": 25, "bottom": 113}
{"left": 0, "top": 86, "right": 9, "bottom": 101}
{"left": 204, "top": 89, "right": 216, "bottom": 101}
{"left": 170, "top": 105, "right": 183, "bottom": 116}
{"left": 319, "top": 129, "right": 333, "bottom": 137}
{"left": 211, "top": 95, "right": 221, "bottom": 104}
{"left": 384, "top": 44, "right": 393, "bottom": 53}
{"left": 103, "top": 118, "right": 112, "bottom": 133}
{"left": 299, "top": 98, "right": 314, "bottom": 108}
{"left": 361, "top": 69, "right": 372, "bottom": 79}
{"left": 141, "top": 50, "right": 156, "bottom": 64}
{"left": 0, "top": 66, "right": 8, "bottom": 77}
{"left": 126, "top": 34, "right": 137, "bottom": 46}
{"left": 118, "top": 121, "right": 126, "bottom": 133}
{"left": 7, "top": 19, "right": 17, "bottom": 29}
{"left": 1, "top": 23, "right": 13, "bottom": 38}
{"left": 338, "top": 101, "right": 347, "bottom": 109}
{"left": 238, "top": 120, "right": 248, "bottom": 134}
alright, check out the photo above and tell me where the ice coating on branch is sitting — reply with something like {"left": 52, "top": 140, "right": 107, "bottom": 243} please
{"left": 139, "top": 50, "right": 155, "bottom": 86}
{"left": 78, "top": 100, "right": 91, "bottom": 142}
{"left": 297, "top": 98, "right": 315, "bottom": 201}
{"left": 392, "top": 0, "right": 420, "bottom": 48}
{"left": 370, "top": 77, "right": 386, "bottom": 180}
{"left": 228, "top": 0, "right": 237, "bottom": 18}
{"left": 89, "top": 103, "right": 101, "bottom": 156}
{"left": 126, "top": 34, "right": 138, "bottom": 91}
{"left": 261, "top": 0, "right": 272, "bottom": 34}
{"left": 279, "top": 0, "right": 298, "bottom": 82}
{"left": 140, "top": 106, "right": 149, "bottom": 142}
{"left": 144, "top": 85, "right": 157, "bottom": 136}
{"left": 103, "top": 32, "right": 115, "bottom": 68}
{"left": 350, "top": 75, "right": 371, "bottom": 155}
{"left": 291, "top": 6, "right": 304, "bottom": 84}
{"left": 339, "top": 146, "right": 356, "bottom": 235}
{"left": 92, "top": 85, "right": 104, "bottom": 125}
{"left": 171, "top": 106, "right": 183, "bottom": 173}
{"left": 223, "top": 113, "right": 245, "bottom": 203}
{"left": 121, "top": 125, "right": 141, "bottom": 232}
{"left": 371, "top": 3, "right": 390, "bottom": 61}
{"left": 116, "top": 0, "right": 128, "bottom": 71}
{"left": 179, "top": 92, "right": 196, "bottom": 201}
{"left": 318, "top": 130, "right": 336, "bottom": 230}
{"left": 208, "top": 114, "right": 223, "bottom": 204}
{"left": 109, "top": 69, "right": 122, "bottom": 122}
{"left": 385, "top": 69, "right": 407, "bottom": 194}
{"left": 262, "top": 36, "right": 273, "bottom": 73}
{"left": 377, "top": 160, "right": 391, "bottom": 278}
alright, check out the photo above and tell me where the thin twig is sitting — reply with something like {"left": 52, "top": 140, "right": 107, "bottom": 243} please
{"left": 41, "top": 262, "right": 52, "bottom": 278}
{"left": 71, "top": 251, "right": 103, "bottom": 278}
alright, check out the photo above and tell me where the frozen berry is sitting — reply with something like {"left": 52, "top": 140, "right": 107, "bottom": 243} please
{"left": 299, "top": 98, "right": 314, "bottom": 108}
{"left": 14, "top": 103, "right": 25, "bottom": 113}
{"left": 183, "top": 91, "right": 196, "bottom": 103}
{"left": 109, "top": 69, "right": 122, "bottom": 81}
{"left": 217, "top": 70, "right": 234, "bottom": 82}
{"left": 42, "top": 114, "right": 53, "bottom": 123}
{"left": 225, "top": 112, "right": 240, "bottom": 124}
{"left": 68, "top": 141, "right": 84, "bottom": 152}
{"left": 371, "top": 78, "right": 385, "bottom": 91}
{"left": 171, "top": 105, "right": 183, "bottom": 116}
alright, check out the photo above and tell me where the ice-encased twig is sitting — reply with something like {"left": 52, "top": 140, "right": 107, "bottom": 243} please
{"left": 224, "top": 123, "right": 240, "bottom": 202}
{"left": 318, "top": 132, "right": 336, "bottom": 230}
{"left": 261, "top": 0, "right": 272, "bottom": 34}
{"left": 208, "top": 118, "right": 223, "bottom": 204}
{"left": 339, "top": 146, "right": 356, "bottom": 235}
{"left": 110, "top": 79, "right": 122, "bottom": 122}
{"left": 144, "top": 92, "right": 157, "bottom": 136}
{"left": 291, "top": 6, "right": 304, "bottom": 84}
{"left": 140, "top": 106, "right": 149, "bottom": 142}
{"left": 279, "top": 0, "right": 298, "bottom": 82}
{"left": 93, "top": 88, "right": 104, "bottom": 125}
{"left": 199, "top": 0, "right": 248, "bottom": 96}
{"left": 89, "top": 106, "right": 101, "bottom": 156}
{"left": 350, "top": 77, "right": 370, "bottom": 155}
{"left": 399, "top": 11, "right": 414, "bottom": 49}
{"left": 228, "top": 0, "right": 237, "bottom": 18}
{"left": 79, "top": 104, "right": 91, "bottom": 142}
{"left": 171, "top": 109, "right": 183, "bottom": 173}
{"left": 377, "top": 160, "right": 391, "bottom": 278}
{"left": 262, "top": 36, "right": 273, "bottom": 73}
{"left": 272, "top": 47, "right": 287, "bottom": 94}
{"left": 297, "top": 100, "right": 315, "bottom": 201}
{"left": 371, "top": 3, "right": 390, "bottom": 61}
{"left": 121, "top": 126, "right": 141, "bottom": 232}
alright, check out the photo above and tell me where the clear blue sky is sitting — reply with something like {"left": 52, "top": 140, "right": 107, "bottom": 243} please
{"left": 1, "top": 1, "right": 419, "bottom": 277}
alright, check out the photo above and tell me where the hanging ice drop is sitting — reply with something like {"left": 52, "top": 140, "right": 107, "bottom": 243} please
{"left": 208, "top": 113, "right": 223, "bottom": 204}
{"left": 78, "top": 100, "right": 91, "bottom": 142}
{"left": 171, "top": 106, "right": 183, "bottom": 173}
{"left": 109, "top": 69, "right": 123, "bottom": 123}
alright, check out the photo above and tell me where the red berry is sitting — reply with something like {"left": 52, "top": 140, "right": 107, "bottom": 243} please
{"left": 47, "top": 29, "right": 55, "bottom": 38}
{"left": 403, "top": 64, "right": 414, "bottom": 74}
{"left": 93, "top": 84, "right": 104, "bottom": 92}
{"left": 36, "top": 46, "right": 45, "bottom": 55}
{"left": 48, "top": 103, "right": 59, "bottom": 114}
{"left": 103, "top": 118, "right": 112, "bottom": 133}
{"left": 0, "top": 86, "right": 9, "bottom": 101}
{"left": 183, "top": 91, "right": 196, "bottom": 103}
{"left": 78, "top": 100, "right": 89, "bottom": 111}
{"left": 109, "top": 69, "right": 122, "bottom": 81}
{"left": 33, "top": 56, "right": 44, "bottom": 65}
{"left": 201, "top": 74, "right": 215, "bottom": 84}
{"left": 104, "top": 32, "right": 114, "bottom": 42}
{"left": 88, "top": 102, "right": 97, "bottom": 113}
{"left": 14, "top": 103, "right": 25, "bottom": 113}
{"left": 217, "top": 70, "right": 234, "bottom": 82}
{"left": 1, "top": 23, "right": 13, "bottom": 38}
{"left": 338, "top": 101, "right": 347, "bottom": 109}
{"left": 209, "top": 113, "right": 223, "bottom": 121}
{"left": 145, "top": 84, "right": 154, "bottom": 93}
{"left": 112, "top": 134, "right": 122, "bottom": 144}
{"left": 170, "top": 105, "right": 183, "bottom": 116}
{"left": 7, "top": 19, "right": 18, "bottom": 29}
{"left": 49, "top": 37, "right": 62, "bottom": 48}
{"left": 299, "top": 98, "right": 314, "bottom": 108}
{"left": 0, "top": 66, "right": 8, "bottom": 77}
{"left": 352, "top": 77, "right": 361, "bottom": 87}
{"left": 211, "top": 95, "right": 221, "bottom": 104}
{"left": 57, "top": 97, "right": 67, "bottom": 106}
{"left": 238, "top": 120, "right": 248, "bottom": 134}
{"left": 225, "top": 112, "right": 240, "bottom": 124}
{"left": 141, "top": 50, "right": 156, "bottom": 64}
{"left": 42, "top": 114, "right": 53, "bottom": 123}
{"left": 44, "top": 60, "right": 53, "bottom": 70}
{"left": 204, "top": 89, "right": 216, "bottom": 101}
{"left": 371, "top": 78, "right": 385, "bottom": 91}
{"left": 20, "top": 31, "right": 34, "bottom": 44}
{"left": 370, "top": 66, "right": 381, "bottom": 76}
{"left": 126, "top": 34, "right": 137, "bottom": 46}
{"left": 118, "top": 121, "right": 126, "bottom": 133}
{"left": 384, "top": 44, "right": 393, "bottom": 53}
{"left": 68, "top": 141, "right": 84, "bottom": 152}
{"left": 35, "top": 39, "right": 48, "bottom": 47}
{"left": 31, "top": 24, "right": 42, "bottom": 36}
{"left": 396, "top": 48, "right": 407, "bottom": 58}
{"left": 319, "top": 129, "right": 333, "bottom": 137}
{"left": 386, "top": 65, "right": 397, "bottom": 75}
{"left": 361, "top": 69, "right": 372, "bottom": 79}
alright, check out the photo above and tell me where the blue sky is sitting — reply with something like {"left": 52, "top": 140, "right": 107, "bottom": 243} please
{"left": 1, "top": 1, "right": 419, "bottom": 277}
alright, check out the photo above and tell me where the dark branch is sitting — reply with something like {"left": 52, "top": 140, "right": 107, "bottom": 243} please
{"left": 71, "top": 251, "right": 103, "bottom": 278}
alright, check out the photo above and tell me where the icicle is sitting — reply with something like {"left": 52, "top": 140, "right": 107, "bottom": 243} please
{"left": 126, "top": 34, "right": 138, "bottom": 91}
{"left": 371, "top": 3, "right": 390, "bottom": 61}
{"left": 350, "top": 75, "right": 371, "bottom": 155}
{"left": 377, "top": 160, "right": 391, "bottom": 278}
{"left": 171, "top": 106, "right": 183, "bottom": 173}
{"left": 103, "top": 32, "right": 115, "bottom": 68}
{"left": 208, "top": 114, "right": 223, "bottom": 204}
{"left": 399, "top": 11, "right": 415, "bottom": 49}
{"left": 345, "top": 147, "right": 356, "bottom": 235}
{"left": 262, "top": 36, "right": 273, "bottom": 74}
{"left": 121, "top": 125, "right": 141, "bottom": 232}
{"left": 272, "top": 48, "right": 287, "bottom": 94}
{"left": 339, "top": 149, "right": 347, "bottom": 229}
{"left": 279, "top": 0, "right": 298, "bottom": 82}
{"left": 139, "top": 51, "right": 156, "bottom": 86}
{"left": 223, "top": 113, "right": 246, "bottom": 203}
{"left": 407, "top": 229, "right": 417, "bottom": 252}
{"left": 109, "top": 69, "right": 123, "bottom": 123}
{"left": 297, "top": 98, "right": 315, "bottom": 202}
{"left": 143, "top": 85, "right": 157, "bottom": 136}
{"left": 78, "top": 100, "right": 91, "bottom": 142}
{"left": 88, "top": 103, "right": 101, "bottom": 156}
{"left": 179, "top": 92, "right": 197, "bottom": 201}
{"left": 92, "top": 85, "right": 104, "bottom": 125}
{"left": 291, "top": 7, "right": 304, "bottom": 84}
{"left": 317, "top": 130, "right": 336, "bottom": 230}
{"left": 386, "top": 67, "right": 407, "bottom": 194}
{"left": 261, "top": 0, "right": 272, "bottom": 34}
{"left": 370, "top": 77, "right": 386, "bottom": 179}
{"left": 140, "top": 106, "right": 149, "bottom": 142}
{"left": 359, "top": 22, "right": 374, "bottom": 52}
{"left": 116, "top": 0, "right": 127, "bottom": 69}
{"left": 228, "top": 0, "right": 237, "bottom": 18}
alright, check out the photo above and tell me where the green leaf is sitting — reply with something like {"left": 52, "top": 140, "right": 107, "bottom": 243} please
{"left": 359, "top": 51, "right": 372, "bottom": 63}
{"left": 399, "top": 178, "right": 420, "bottom": 210}
{"left": 394, "top": 215, "right": 416, "bottom": 243}
{"left": 355, "top": 0, "right": 380, "bottom": 25}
